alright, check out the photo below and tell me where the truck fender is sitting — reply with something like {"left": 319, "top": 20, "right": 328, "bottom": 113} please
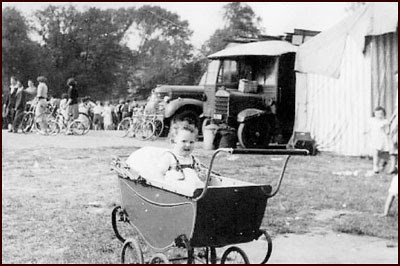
{"left": 164, "top": 98, "right": 203, "bottom": 118}
{"left": 237, "top": 108, "right": 267, "bottom": 123}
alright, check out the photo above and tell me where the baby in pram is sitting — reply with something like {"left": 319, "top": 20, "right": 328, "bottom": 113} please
{"left": 157, "top": 121, "right": 204, "bottom": 189}
{"left": 125, "top": 121, "right": 204, "bottom": 196}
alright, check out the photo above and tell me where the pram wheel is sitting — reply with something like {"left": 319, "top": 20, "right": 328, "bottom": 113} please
{"left": 220, "top": 246, "right": 249, "bottom": 264}
{"left": 121, "top": 238, "right": 144, "bottom": 264}
{"left": 111, "top": 206, "right": 129, "bottom": 243}
{"left": 259, "top": 230, "right": 273, "bottom": 264}
{"left": 195, "top": 247, "right": 217, "bottom": 264}
{"left": 150, "top": 253, "right": 170, "bottom": 264}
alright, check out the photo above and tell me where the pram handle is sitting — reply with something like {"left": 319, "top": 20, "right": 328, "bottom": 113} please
{"left": 194, "top": 148, "right": 308, "bottom": 201}
{"left": 228, "top": 148, "right": 309, "bottom": 156}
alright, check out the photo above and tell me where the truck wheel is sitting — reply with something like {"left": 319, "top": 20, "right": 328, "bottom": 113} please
{"left": 238, "top": 119, "right": 271, "bottom": 148}
{"left": 172, "top": 110, "right": 200, "bottom": 129}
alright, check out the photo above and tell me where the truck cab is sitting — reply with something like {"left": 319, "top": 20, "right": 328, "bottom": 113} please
{"left": 202, "top": 40, "right": 297, "bottom": 148}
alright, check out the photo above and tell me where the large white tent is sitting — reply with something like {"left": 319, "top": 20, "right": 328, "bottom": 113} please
{"left": 294, "top": 3, "right": 398, "bottom": 156}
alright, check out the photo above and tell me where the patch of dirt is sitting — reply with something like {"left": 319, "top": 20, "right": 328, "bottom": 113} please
{"left": 312, "top": 209, "right": 360, "bottom": 221}
{"left": 235, "top": 230, "right": 398, "bottom": 264}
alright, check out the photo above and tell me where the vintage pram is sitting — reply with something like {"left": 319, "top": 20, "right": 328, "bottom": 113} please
{"left": 111, "top": 147, "right": 308, "bottom": 264}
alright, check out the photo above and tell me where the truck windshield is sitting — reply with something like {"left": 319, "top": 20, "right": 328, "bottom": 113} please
{"left": 214, "top": 56, "right": 278, "bottom": 89}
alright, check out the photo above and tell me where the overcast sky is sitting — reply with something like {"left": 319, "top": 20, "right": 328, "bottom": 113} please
{"left": 3, "top": 2, "right": 352, "bottom": 48}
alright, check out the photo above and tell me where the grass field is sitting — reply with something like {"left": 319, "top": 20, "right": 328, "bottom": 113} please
{"left": 2, "top": 132, "right": 398, "bottom": 263}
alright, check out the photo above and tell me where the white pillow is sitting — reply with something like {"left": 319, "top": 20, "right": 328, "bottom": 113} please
{"left": 126, "top": 146, "right": 168, "bottom": 181}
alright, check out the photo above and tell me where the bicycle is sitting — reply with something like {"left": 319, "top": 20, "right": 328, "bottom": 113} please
{"left": 15, "top": 100, "right": 58, "bottom": 135}
{"left": 117, "top": 110, "right": 155, "bottom": 140}
{"left": 53, "top": 110, "right": 89, "bottom": 136}
{"left": 148, "top": 113, "right": 165, "bottom": 139}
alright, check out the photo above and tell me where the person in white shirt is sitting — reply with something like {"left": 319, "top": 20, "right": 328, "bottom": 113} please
{"left": 35, "top": 76, "right": 48, "bottom": 118}
{"left": 59, "top": 93, "right": 69, "bottom": 122}
{"left": 102, "top": 101, "right": 113, "bottom": 130}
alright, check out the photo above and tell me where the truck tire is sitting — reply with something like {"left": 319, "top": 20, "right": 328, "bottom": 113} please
{"left": 238, "top": 119, "right": 271, "bottom": 148}
{"left": 171, "top": 109, "right": 200, "bottom": 130}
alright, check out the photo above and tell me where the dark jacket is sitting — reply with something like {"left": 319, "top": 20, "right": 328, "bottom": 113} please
{"left": 15, "top": 89, "right": 26, "bottom": 111}
{"left": 68, "top": 85, "right": 78, "bottom": 105}
{"left": 6, "top": 87, "right": 17, "bottom": 109}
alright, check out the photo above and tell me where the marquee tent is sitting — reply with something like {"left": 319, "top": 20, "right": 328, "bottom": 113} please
{"left": 294, "top": 3, "right": 398, "bottom": 156}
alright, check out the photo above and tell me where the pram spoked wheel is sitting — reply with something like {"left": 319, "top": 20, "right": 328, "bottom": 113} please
{"left": 259, "top": 229, "right": 273, "bottom": 264}
{"left": 150, "top": 253, "right": 170, "bottom": 264}
{"left": 111, "top": 206, "right": 129, "bottom": 243}
{"left": 121, "top": 238, "right": 144, "bottom": 264}
{"left": 221, "top": 246, "right": 250, "bottom": 264}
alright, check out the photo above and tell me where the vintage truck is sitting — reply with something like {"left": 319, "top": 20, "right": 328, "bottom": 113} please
{"left": 201, "top": 40, "right": 298, "bottom": 148}
{"left": 146, "top": 40, "right": 297, "bottom": 147}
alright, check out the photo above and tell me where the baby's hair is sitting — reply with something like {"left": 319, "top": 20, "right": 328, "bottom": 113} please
{"left": 374, "top": 106, "right": 386, "bottom": 117}
{"left": 169, "top": 121, "right": 198, "bottom": 142}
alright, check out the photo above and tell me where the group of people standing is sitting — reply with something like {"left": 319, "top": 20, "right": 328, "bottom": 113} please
{"left": 90, "top": 98, "right": 139, "bottom": 131}
{"left": 2, "top": 76, "right": 79, "bottom": 133}
{"left": 2, "top": 76, "right": 48, "bottom": 133}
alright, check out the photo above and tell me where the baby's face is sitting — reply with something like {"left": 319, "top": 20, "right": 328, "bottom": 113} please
{"left": 173, "top": 130, "right": 196, "bottom": 157}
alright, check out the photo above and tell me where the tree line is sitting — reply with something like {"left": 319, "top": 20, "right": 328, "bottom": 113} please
{"left": 2, "top": 3, "right": 262, "bottom": 100}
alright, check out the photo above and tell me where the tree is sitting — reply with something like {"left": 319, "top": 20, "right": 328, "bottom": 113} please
{"left": 127, "top": 5, "right": 195, "bottom": 92}
{"left": 32, "top": 5, "right": 135, "bottom": 98}
{"left": 3, "top": 4, "right": 199, "bottom": 100}
{"left": 201, "top": 2, "right": 262, "bottom": 56}
{"left": 222, "top": 2, "right": 261, "bottom": 38}
{"left": 2, "top": 7, "right": 41, "bottom": 89}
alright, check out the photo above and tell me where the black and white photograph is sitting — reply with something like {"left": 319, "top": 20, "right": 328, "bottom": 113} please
{"left": 2, "top": 2, "right": 398, "bottom": 264}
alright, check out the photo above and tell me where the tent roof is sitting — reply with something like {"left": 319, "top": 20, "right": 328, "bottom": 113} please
{"left": 208, "top": 40, "right": 297, "bottom": 59}
{"left": 295, "top": 3, "right": 398, "bottom": 78}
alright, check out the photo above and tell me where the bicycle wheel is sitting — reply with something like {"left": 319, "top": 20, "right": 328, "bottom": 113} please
{"left": 34, "top": 113, "right": 55, "bottom": 135}
{"left": 153, "top": 118, "right": 164, "bottom": 138}
{"left": 68, "top": 120, "right": 86, "bottom": 135}
{"left": 117, "top": 118, "right": 132, "bottom": 138}
{"left": 54, "top": 114, "right": 67, "bottom": 133}
{"left": 48, "top": 120, "right": 60, "bottom": 135}
{"left": 21, "top": 112, "right": 35, "bottom": 133}
{"left": 78, "top": 112, "right": 91, "bottom": 135}
{"left": 134, "top": 121, "right": 155, "bottom": 141}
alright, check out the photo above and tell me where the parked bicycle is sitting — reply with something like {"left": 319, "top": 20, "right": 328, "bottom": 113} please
{"left": 52, "top": 110, "right": 91, "bottom": 136}
{"left": 15, "top": 100, "right": 58, "bottom": 135}
{"left": 117, "top": 109, "right": 161, "bottom": 140}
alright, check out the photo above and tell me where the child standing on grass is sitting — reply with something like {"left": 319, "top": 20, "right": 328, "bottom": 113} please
{"left": 370, "top": 106, "right": 391, "bottom": 174}
{"left": 157, "top": 121, "right": 204, "bottom": 190}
